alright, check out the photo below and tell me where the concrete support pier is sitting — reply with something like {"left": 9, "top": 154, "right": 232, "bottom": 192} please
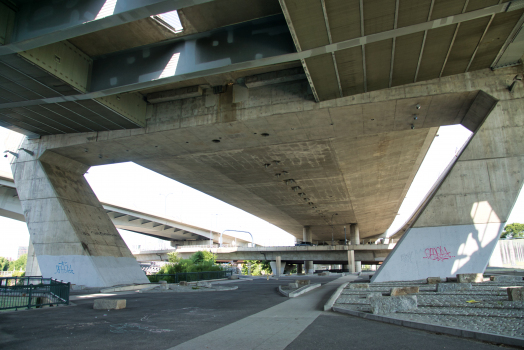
{"left": 350, "top": 224, "right": 362, "bottom": 273}
{"left": 11, "top": 150, "right": 148, "bottom": 287}
{"left": 373, "top": 90, "right": 523, "bottom": 282}
{"left": 303, "top": 226, "right": 314, "bottom": 274}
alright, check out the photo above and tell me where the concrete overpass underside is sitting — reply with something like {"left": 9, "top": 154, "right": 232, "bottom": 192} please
{"left": 2, "top": 0, "right": 524, "bottom": 285}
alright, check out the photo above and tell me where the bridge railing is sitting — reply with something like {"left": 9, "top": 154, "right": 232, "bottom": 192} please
{"left": 0, "top": 276, "right": 70, "bottom": 310}
{"left": 148, "top": 270, "right": 232, "bottom": 283}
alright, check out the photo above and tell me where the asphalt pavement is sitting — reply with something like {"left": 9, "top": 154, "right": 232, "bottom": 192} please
{"left": 0, "top": 275, "right": 511, "bottom": 350}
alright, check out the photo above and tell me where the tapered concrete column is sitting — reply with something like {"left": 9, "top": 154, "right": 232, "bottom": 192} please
{"left": 350, "top": 224, "right": 362, "bottom": 272}
{"left": 11, "top": 149, "right": 148, "bottom": 287}
{"left": 373, "top": 91, "right": 523, "bottom": 282}
{"left": 305, "top": 260, "right": 314, "bottom": 274}
{"left": 350, "top": 224, "right": 360, "bottom": 245}
{"left": 348, "top": 250, "right": 355, "bottom": 273}
{"left": 355, "top": 261, "right": 362, "bottom": 273}
{"left": 303, "top": 226, "right": 314, "bottom": 274}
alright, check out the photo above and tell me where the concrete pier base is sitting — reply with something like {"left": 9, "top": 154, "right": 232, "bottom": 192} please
{"left": 12, "top": 150, "right": 148, "bottom": 287}
{"left": 373, "top": 91, "right": 522, "bottom": 282}
{"left": 305, "top": 261, "right": 314, "bottom": 274}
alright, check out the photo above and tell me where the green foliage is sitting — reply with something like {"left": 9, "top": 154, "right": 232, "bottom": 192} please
{"left": 501, "top": 223, "right": 524, "bottom": 239}
{"left": 190, "top": 251, "right": 216, "bottom": 264}
{"left": 241, "top": 260, "right": 272, "bottom": 276}
{"left": 152, "top": 250, "right": 223, "bottom": 283}
{"left": 0, "top": 257, "right": 10, "bottom": 271}
{"left": 9, "top": 254, "right": 27, "bottom": 272}
{"left": 167, "top": 251, "right": 181, "bottom": 263}
{"left": 11, "top": 271, "right": 25, "bottom": 278}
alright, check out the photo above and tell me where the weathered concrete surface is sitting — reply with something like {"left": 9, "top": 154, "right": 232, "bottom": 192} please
{"left": 372, "top": 72, "right": 524, "bottom": 282}
{"left": 457, "top": 273, "right": 484, "bottom": 283}
{"left": 369, "top": 295, "right": 417, "bottom": 315}
{"left": 349, "top": 283, "right": 369, "bottom": 289}
{"left": 11, "top": 151, "right": 148, "bottom": 287}
{"left": 93, "top": 299, "right": 126, "bottom": 310}
{"left": 491, "top": 275, "right": 523, "bottom": 283}
{"left": 135, "top": 244, "right": 392, "bottom": 263}
{"left": 507, "top": 287, "right": 524, "bottom": 301}
{"left": 427, "top": 277, "right": 441, "bottom": 284}
{"left": 17, "top": 70, "right": 497, "bottom": 244}
{"left": 437, "top": 283, "right": 472, "bottom": 292}
{"left": 390, "top": 286, "right": 419, "bottom": 296}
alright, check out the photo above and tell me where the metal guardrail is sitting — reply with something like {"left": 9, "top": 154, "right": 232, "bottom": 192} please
{"left": 149, "top": 270, "right": 232, "bottom": 283}
{"left": 0, "top": 276, "right": 70, "bottom": 311}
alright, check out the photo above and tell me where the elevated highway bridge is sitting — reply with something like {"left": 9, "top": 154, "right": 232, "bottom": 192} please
{"left": 1, "top": 0, "right": 523, "bottom": 286}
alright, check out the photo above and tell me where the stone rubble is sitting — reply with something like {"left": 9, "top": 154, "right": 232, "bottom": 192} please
{"left": 333, "top": 276, "right": 524, "bottom": 340}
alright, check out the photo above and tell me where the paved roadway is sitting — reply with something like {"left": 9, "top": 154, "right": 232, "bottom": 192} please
{"left": 0, "top": 275, "right": 508, "bottom": 350}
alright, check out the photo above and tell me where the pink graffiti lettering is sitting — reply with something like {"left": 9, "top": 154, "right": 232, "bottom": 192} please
{"left": 423, "top": 246, "right": 455, "bottom": 262}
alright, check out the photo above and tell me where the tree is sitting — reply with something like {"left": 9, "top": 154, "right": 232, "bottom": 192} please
{"left": 190, "top": 251, "right": 216, "bottom": 264}
{"left": 9, "top": 254, "right": 27, "bottom": 271}
{"left": 500, "top": 223, "right": 524, "bottom": 239}
{"left": 167, "top": 251, "right": 181, "bottom": 263}
{"left": 0, "top": 257, "right": 10, "bottom": 271}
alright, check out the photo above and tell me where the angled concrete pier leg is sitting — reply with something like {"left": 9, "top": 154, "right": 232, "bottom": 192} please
{"left": 26, "top": 240, "right": 41, "bottom": 276}
{"left": 373, "top": 92, "right": 523, "bottom": 282}
{"left": 12, "top": 150, "right": 148, "bottom": 287}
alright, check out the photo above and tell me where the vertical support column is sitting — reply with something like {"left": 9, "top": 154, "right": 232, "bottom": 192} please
{"left": 350, "top": 224, "right": 362, "bottom": 272}
{"left": 348, "top": 250, "right": 355, "bottom": 273}
{"left": 297, "top": 263, "right": 303, "bottom": 274}
{"left": 305, "top": 261, "right": 314, "bottom": 274}
{"left": 303, "top": 226, "right": 314, "bottom": 274}
{"left": 12, "top": 148, "right": 149, "bottom": 287}
{"left": 276, "top": 256, "right": 281, "bottom": 278}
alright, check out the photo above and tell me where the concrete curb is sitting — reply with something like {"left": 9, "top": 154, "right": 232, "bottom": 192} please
{"left": 100, "top": 284, "right": 151, "bottom": 293}
{"left": 278, "top": 283, "right": 321, "bottom": 298}
{"left": 323, "top": 282, "right": 349, "bottom": 311}
{"left": 332, "top": 306, "right": 524, "bottom": 347}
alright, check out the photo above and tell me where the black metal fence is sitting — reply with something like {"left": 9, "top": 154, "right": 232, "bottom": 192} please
{"left": 0, "top": 276, "right": 70, "bottom": 311}
{"left": 149, "top": 270, "right": 232, "bottom": 283}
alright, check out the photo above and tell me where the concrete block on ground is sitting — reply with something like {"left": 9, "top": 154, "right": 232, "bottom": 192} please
{"left": 507, "top": 287, "right": 524, "bottom": 301}
{"left": 93, "top": 299, "right": 126, "bottom": 310}
{"left": 491, "top": 275, "right": 523, "bottom": 283}
{"left": 390, "top": 286, "right": 419, "bottom": 296}
{"left": 437, "top": 283, "right": 472, "bottom": 292}
{"left": 179, "top": 281, "right": 188, "bottom": 286}
{"left": 288, "top": 282, "right": 298, "bottom": 289}
{"left": 446, "top": 277, "right": 458, "bottom": 282}
{"left": 196, "top": 281, "right": 211, "bottom": 288}
{"left": 296, "top": 280, "right": 310, "bottom": 287}
{"left": 427, "top": 277, "right": 441, "bottom": 284}
{"left": 457, "top": 273, "right": 483, "bottom": 283}
{"left": 229, "top": 275, "right": 239, "bottom": 280}
{"left": 159, "top": 280, "right": 168, "bottom": 290}
{"left": 366, "top": 292, "right": 383, "bottom": 299}
{"left": 369, "top": 295, "right": 417, "bottom": 315}
{"left": 349, "top": 283, "right": 369, "bottom": 289}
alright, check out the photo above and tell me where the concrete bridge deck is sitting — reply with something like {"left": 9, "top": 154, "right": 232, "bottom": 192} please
{"left": 133, "top": 243, "right": 395, "bottom": 264}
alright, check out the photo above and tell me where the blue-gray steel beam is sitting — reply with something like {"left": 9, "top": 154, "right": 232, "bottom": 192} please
{"left": 90, "top": 15, "right": 294, "bottom": 91}
{"left": 0, "top": 0, "right": 215, "bottom": 56}
{"left": 0, "top": 2, "right": 518, "bottom": 110}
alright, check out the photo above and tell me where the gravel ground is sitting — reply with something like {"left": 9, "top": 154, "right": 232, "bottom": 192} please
{"left": 333, "top": 279, "right": 524, "bottom": 339}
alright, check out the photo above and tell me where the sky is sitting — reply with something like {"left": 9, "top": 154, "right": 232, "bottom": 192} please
{"left": 1, "top": 124, "right": 523, "bottom": 259}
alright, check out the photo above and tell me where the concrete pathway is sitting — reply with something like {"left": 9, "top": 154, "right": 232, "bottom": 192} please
{"left": 168, "top": 275, "right": 356, "bottom": 350}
